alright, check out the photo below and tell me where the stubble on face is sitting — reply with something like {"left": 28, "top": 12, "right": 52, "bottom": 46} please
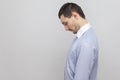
{"left": 60, "top": 15, "right": 79, "bottom": 34}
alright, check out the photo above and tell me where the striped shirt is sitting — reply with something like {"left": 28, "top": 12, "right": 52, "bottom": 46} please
{"left": 64, "top": 23, "right": 99, "bottom": 80}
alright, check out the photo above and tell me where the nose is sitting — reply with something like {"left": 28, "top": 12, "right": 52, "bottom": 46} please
{"left": 64, "top": 26, "right": 69, "bottom": 31}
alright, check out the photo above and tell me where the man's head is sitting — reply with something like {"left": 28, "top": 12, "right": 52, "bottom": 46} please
{"left": 58, "top": 2, "right": 86, "bottom": 34}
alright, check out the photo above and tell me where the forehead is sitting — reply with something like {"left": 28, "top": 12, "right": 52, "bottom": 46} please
{"left": 60, "top": 15, "right": 69, "bottom": 22}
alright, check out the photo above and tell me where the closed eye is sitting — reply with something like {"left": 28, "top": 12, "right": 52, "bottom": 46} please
{"left": 62, "top": 22, "right": 68, "bottom": 26}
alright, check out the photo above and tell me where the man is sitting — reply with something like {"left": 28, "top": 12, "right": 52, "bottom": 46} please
{"left": 58, "top": 2, "right": 99, "bottom": 80}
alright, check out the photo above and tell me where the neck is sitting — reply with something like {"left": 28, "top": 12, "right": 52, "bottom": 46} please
{"left": 76, "top": 18, "right": 88, "bottom": 32}
{"left": 80, "top": 19, "right": 88, "bottom": 27}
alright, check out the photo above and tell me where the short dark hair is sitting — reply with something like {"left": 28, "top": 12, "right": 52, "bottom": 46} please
{"left": 58, "top": 2, "right": 85, "bottom": 19}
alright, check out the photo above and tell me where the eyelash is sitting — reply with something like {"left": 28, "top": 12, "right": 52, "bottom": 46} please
{"left": 63, "top": 22, "right": 67, "bottom": 25}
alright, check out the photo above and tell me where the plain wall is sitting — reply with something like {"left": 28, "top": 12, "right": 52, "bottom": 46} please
{"left": 0, "top": 0, "right": 120, "bottom": 80}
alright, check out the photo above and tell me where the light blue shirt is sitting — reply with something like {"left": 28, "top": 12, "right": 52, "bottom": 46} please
{"left": 64, "top": 23, "right": 99, "bottom": 80}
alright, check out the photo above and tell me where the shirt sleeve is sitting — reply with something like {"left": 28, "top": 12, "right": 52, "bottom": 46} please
{"left": 73, "top": 42, "right": 95, "bottom": 80}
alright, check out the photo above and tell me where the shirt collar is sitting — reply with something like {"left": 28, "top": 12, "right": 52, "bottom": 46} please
{"left": 76, "top": 23, "right": 91, "bottom": 38}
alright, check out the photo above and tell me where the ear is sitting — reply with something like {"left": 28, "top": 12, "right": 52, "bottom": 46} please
{"left": 71, "top": 12, "right": 79, "bottom": 19}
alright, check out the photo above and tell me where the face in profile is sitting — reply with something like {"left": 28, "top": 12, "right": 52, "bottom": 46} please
{"left": 60, "top": 14, "right": 78, "bottom": 34}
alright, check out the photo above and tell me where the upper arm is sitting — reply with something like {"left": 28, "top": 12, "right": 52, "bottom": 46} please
{"left": 74, "top": 42, "right": 95, "bottom": 80}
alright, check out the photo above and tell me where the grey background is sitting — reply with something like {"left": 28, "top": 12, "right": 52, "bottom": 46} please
{"left": 0, "top": 0, "right": 120, "bottom": 80}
